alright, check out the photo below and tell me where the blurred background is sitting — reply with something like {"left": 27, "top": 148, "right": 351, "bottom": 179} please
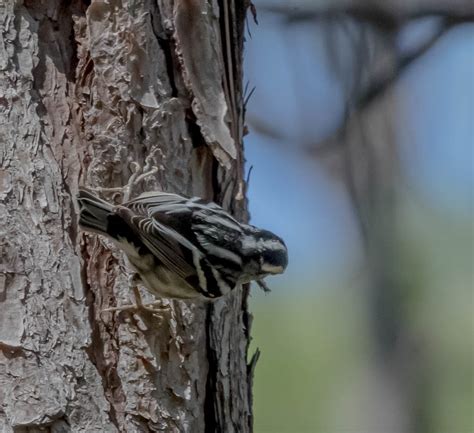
{"left": 242, "top": 2, "right": 473, "bottom": 433}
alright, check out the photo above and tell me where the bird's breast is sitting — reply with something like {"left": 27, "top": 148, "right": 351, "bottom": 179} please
{"left": 128, "top": 253, "right": 202, "bottom": 300}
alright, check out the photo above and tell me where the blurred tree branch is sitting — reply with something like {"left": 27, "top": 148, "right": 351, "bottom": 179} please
{"left": 262, "top": 3, "right": 474, "bottom": 28}
{"left": 252, "top": 4, "right": 471, "bottom": 431}
{"left": 246, "top": 3, "right": 471, "bottom": 431}
{"left": 253, "top": 3, "right": 473, "bottom": 153}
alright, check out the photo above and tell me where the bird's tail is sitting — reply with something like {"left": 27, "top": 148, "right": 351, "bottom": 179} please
{"left": 77, "top": 188, "right": 114, "bottom": 235}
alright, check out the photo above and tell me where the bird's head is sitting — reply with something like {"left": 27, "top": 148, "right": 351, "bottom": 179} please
{"left": 242, "top": 227, "right": 288, "bottom": 278}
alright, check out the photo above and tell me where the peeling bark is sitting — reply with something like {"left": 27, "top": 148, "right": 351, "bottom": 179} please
{"left": 1, "top": 0, "right": 253, "bottom": 431}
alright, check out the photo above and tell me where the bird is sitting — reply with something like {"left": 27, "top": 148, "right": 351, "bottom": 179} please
{"left": 77, "top": 188, "right": 288, "bottom": 305}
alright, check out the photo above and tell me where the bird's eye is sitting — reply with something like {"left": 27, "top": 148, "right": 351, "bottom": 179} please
{"left": 261, "top": 248, "right": 288, "bottom": 273}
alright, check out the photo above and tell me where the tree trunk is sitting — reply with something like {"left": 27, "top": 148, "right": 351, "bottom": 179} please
{"left": 0, "top": 1, "right": 253, "bottom": 432}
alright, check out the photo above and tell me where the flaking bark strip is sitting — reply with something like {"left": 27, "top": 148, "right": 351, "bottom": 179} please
{"left": 174, "top": 0, "right": 237, "bottom": 168}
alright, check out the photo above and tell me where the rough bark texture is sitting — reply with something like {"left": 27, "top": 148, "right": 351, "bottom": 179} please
{"left": 0, "top": 0, "right": 253, "bottom": 431}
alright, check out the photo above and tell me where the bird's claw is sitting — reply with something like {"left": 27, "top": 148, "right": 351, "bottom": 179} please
{"left": 89, "top": 156, "right": 160, "bottom": 202}
{"left": 101, "top": 286, "right": 170, "bottom": 320}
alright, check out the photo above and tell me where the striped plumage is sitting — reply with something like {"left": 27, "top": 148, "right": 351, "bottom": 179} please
{"left": 77, "top": 188, "right": 288, "bottom": 300}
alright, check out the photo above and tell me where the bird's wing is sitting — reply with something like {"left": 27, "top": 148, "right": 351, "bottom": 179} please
{"left": 137, "top": 194, "right": 246, "bottom": 273}
{"left": 126, "top": 193, "right": 244, "bottom": 269}
{"left": 120, "top": 193, "right": 239, "bottom": 297}
{"left": 116, "top": 207, "right": 195, "bottom": 273}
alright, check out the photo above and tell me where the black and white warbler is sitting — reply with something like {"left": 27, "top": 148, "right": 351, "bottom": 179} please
{"left": 77, "top": 188, "right": 288, "bottom": 300}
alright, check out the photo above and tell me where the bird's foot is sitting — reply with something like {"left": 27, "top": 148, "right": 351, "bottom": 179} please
{"left": 102, "top": 301, "right": 170, "bottom": 315}
{"left": 101, "top": 286, "right": 170, "bottom": 319}
{"left": 89, "top": 153, "right": 160, "bottom": 202}
{"left": 256, "top": 279, "right": 271, "bottom": 293}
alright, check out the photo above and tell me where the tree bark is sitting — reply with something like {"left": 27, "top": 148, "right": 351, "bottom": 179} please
{"left": 0, "top": 0, "right": 253, "bottom": 432}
